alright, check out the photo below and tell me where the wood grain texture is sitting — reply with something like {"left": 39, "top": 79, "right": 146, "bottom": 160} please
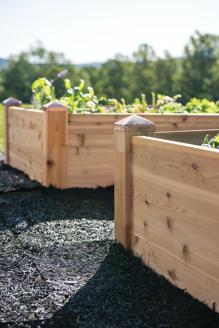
{"left": 68, "top": 113, "right": 219, "bottom": 132}
{"left": 7, "top": 107, "right": 44, "bottom": 182}
{"left": 3, "top": 105, "right": 9, "bottom": 163}
{"left": 6, "top": 109, "right": 219, "bottom": 189}
{"left": 132, "top": 234, "right": 219, "bottom": 312}
{"left": 43, "top": 105, "right": 68, "bottom": 188}
{"left": 66, "top": 145, "right": 114, "bottom": 188}
{"left": 131, "top": 136, "right": 219, "bottom": 312}
{"left": 156, "top": 129, "right": 219, "bottom": 145}
{"left": 114, "top": 116, "right": 155, "bottom": 248}
{"left": 66, "top": 113, "right": 219, "bottom": 188}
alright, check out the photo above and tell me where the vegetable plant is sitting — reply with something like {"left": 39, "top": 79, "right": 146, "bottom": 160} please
{"left": 202, "top": 134, "right": 219, "bottom": 148}
{"left": 60, "top": 79, "right": 103, "bottom": 113}
{"left": 32, "top": 77, "right": 55, "bottom": 109}
{"left": 31, "top": 74, "right": 219, "bottom": 114}
{"left": 185, "top": 98, "right": 219, "bottom": 114}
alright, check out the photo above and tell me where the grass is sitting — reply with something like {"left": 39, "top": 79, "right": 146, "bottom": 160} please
{"left": 0, "top": 104, "right": 3, "bottom": 153}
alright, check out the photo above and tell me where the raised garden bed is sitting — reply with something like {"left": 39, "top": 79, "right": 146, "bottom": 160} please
{"left": 114, "top": 115, "right": 219, "bottom": 313}
{"left": 4, "top": 97, "right": 219, "bottom": 188}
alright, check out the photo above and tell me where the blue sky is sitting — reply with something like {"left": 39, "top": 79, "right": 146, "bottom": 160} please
{"left": 0, "top": 0, "right": 219, "bottom": 63}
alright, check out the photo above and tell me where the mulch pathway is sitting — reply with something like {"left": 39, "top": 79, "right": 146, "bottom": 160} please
{"left": 0, "top": 160, "right": 219, "bottom": 328}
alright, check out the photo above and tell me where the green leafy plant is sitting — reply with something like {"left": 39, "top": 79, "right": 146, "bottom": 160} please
{"left": 151, "top": 94, "right": 185, "bottom": 113}
{"left": 60, "top": 79, "right": 104, "bottom": 113}
{"left": 202, "top": 134, "right": 219, "bottom": 148}
{"left": 185, "top": 98, "right": 219, "bottom": 113}
{"left": 31, "top": 75, "right": 219, "bottom": 114}
{"left": 32, "top": 77, "right": 55, "bottom": 109}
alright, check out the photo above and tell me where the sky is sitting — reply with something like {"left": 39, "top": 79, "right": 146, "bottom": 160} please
{"left": 0, "top": 0, "right": 219, "bottom": 64}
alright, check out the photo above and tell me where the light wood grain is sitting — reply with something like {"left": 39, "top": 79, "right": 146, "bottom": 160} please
{"left": 6, "top": 109, "right": 219, "bottom": 189}
{"left": 132, "top": 234, "right": 219, "bottom": 312}
{"left": 66, "top": 146, "right": 114, "bottom": 188}
{"left": 114, "top": 116, "right": 155, "bottom": 248}
{"left": 69, "top": 113, "right": 219, "bottom": 132}
{"left": 156, "top": 129, "right": 219, "bottom": 145}
{"left": 130, "top": 136, "right": 219, "bottom": 312}
{"left": 7, "top": 107, "right": 44, "bottom": 182}
{"left": 43, "top": 105, "right": 68, "bottom": 188}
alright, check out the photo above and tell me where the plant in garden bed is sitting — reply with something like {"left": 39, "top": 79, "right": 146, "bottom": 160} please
{"left": 185, "top": 98, "right": 219, "bottom": 114}
{"left": 31, "top": 74, "right": 219, "bottom": 114}
{"left": 32, "top": 77, "right": 55, "bottom": 109}
{"left": 60, "top": 78, "right": 105, "bottom": 113}
{"left": 202, "top": 134, "right": 219, "bottom": 148}
{"left": 32, "top": 76, "right": 109, "bottom": 113}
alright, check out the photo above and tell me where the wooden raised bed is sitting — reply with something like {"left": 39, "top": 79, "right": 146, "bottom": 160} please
{"left": 114, "top": 115, "right": 219, "bottom": 313}
{"left": 3, "top": 97, "right": 219, "bottom": 188}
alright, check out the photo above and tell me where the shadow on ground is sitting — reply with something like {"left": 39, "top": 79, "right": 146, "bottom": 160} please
{"left": 2, "top": 243, "right": 219, "bottom": 328}
{"left": 0, "top": 161, "right": 219, "bottom": 328}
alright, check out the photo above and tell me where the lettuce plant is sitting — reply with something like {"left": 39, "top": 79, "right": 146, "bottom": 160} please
{"left": 32, "top": 77, "right": 55, "bottom": 109}
{"left": 31, "top": 75, "right": 219, "bottom": 114}
{"left": 202, "top": 134, "right": 219, "bottom": 148}
{"left": 185, "top": 98, "right": 219, "bottom": 113}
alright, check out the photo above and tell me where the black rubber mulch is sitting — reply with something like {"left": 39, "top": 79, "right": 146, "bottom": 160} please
{"left": 0, "top": 161, "right": 40, "bottom": 193}
{"left": 0, "top": 160, "right": 219, "bottom": 328}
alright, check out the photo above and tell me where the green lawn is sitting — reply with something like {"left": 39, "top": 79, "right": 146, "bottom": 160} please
{"left": 0, "top": 104, "right": 3, "bottom": 153}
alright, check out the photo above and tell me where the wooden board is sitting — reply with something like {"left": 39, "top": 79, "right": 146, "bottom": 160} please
{"left": 8, "top": 107, "right": 44, "bottom": 183}
{"left": 66, "top": 146, "right": 114, "bottom": 188}
{"left": 132, "top": 235, "right": 219, "bottom": 312}
{"left": 43, "top": 106, "right": 68, "bottom": 188}
{"left": 156, "top": 129, "right": 219, "bottom": 145}
{"left": 68, "top": 113, "right": 219, "bottom": 132}
{"left": 6, "top": 108, "right": 219, "bottom": 189}
{"left": 67, "top": 114, "right": 219, "bottom": 188}
{"left": 131, "top": 136, "right": 219, "bottom": 312}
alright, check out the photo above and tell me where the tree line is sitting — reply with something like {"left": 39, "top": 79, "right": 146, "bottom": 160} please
{"left": 1, "top": 31, "right": 219, "bottom": 104}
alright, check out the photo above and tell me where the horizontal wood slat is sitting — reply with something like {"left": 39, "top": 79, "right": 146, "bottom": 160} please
{"left": 156, "top": 129, "right": 219, "bottom": 145}
{"left": 131, "top": 136, "right": 219, "bottom": 312}
{"left": 5, "top": 108, "right": 219, "bottom": 190}
{"left": 69, "top": 113, "right": 219, "bottom": 132}
{"left": 8, "top": 107, "right": 44, "bottom": 183}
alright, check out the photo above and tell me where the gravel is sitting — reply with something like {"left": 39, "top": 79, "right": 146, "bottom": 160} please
{"left": 0, "top": 160, "right": 219, "bottom": 328}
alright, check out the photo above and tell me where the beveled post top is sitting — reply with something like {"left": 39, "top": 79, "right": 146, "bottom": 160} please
{"left": 114, "top": 114, "right": 155, "bottom": 132}
{"left": 44, "top": 100, "right": 68, "bottom": 112}
{"left": 3, "top": 97, "right": 22, "bottom": 106}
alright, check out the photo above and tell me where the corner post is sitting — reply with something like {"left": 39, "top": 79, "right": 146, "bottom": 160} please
{"left": 43, "top": 101, "right": 68, "bottom": 188}
{"left": 114, "top": 115, "right": 155, "bottom": 249}
{"left": 2, "top": 97, "right": 22, "bottom": 164}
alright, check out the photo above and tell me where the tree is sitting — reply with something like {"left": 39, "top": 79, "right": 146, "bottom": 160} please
{"left": 2, "top": 34, "right": 219, "bottom": 105}
{"left": 154, "top": 51, "right": 180, "bottom": 96}
{"left": 90, "top": 54, "right": 134, "bottom": 101}
{"left": 2, "top": 53, "right": 38, "bottom": 102}
{"left": 0, "top": 44, "right": 80, "bottom": 102}
{"left": 132, "top": 44, "right": 157, "bottom": 101}
{"left": 180, "top": 31, "right": 219, "bottom": 101}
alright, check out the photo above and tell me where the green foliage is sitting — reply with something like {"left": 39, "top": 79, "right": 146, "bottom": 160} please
{"left": 2, "top": 31, "right": 219, "bottom": 106}
{"left": 151, "top": 94, "right": 184, "bottom": 113}
{"left": 60, "top": 79, "right": 103, "bottom": 113}
{"left": 185, "top": 98, "right": 219, "bottom": 113}
{"left": 1, "top": 53, "right": 39, "bottom": 102}
{"left": 202, "top": 134, "right": 219, "bottom": 148}
{"left": 32, "top": 78, "right": 55, "bottom": 109}
{"left": 30, "top": 76, "right": 219, "bottom": 114}
{"left": 179, "top": 31, "right": 219, "bottom": 101}
{"left": 0, "top": 43, "right": 88, "bottom": 103}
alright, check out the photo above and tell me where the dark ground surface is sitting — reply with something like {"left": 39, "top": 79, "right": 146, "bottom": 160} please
{"left": 0, "top": 160, "right": 219, "bottom": 328}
